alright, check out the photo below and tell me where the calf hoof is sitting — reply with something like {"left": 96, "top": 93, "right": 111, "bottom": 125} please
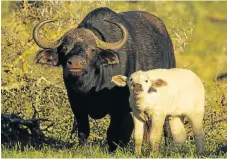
{"left": 181, "top": 146, "right": 190, "bottom": 154}
{"left": 196, "top": 150, "right": 205, "bottom": 157}
{"left": 150, "top": 151, "right": 162, "bottom": 158}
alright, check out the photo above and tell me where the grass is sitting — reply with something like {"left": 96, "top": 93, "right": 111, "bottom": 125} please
{"left": 1, "top": 1, "right": 227, "bottom": 158}
{"left": 1, "top": 140, "right": 227, "bottom": 158}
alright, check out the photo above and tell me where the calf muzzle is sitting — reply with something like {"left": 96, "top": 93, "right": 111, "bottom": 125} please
{"left": 132, "top": 83, "right": 143, "bottom": 95}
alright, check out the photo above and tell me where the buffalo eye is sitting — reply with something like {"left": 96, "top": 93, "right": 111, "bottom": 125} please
{"left": 91, "top": 47, "right": 98, "bottom": 53}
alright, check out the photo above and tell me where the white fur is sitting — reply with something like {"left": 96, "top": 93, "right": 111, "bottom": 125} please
{"left": 111, "top": 68, "right": 205, "bottom": 154}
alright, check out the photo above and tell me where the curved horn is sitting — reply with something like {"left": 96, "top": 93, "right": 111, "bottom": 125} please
{"left": 33, "top": 20, "right": 62, "bottom": 49}
{"left": 94, "top": 20, "right": 128, "bottom": 51}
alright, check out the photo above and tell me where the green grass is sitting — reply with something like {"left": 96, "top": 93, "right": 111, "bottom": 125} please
{"left": 1, "top": 1, "right": 227, "bottom": 158}
{"left": 1, "top": 140, "right": 227, "bottom": 158}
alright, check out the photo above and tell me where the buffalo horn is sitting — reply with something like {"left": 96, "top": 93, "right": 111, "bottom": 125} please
{"left": 94, "top": 21, "right": 128, "bottom": 51}
{"left": 33, "top": 20, "right": 62, "bottom": 49}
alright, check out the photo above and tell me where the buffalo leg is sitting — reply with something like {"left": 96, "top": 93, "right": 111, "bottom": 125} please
{"left": 67, "top": 89, "right": 90, "bottom": 146}
{"left": 70, "top": 117, "right": 78, "bottom": 139}
{"left": 163, "top": 118, "right": 173, "bottom": 145}
{"left": 73, "top": 110, "right": 90, "bottom": 145}
{"left": 107, "top": 112, "right": 133, "bottom": 152}
{"left": 118, "top": 112, "right": 134, "bottom": 147}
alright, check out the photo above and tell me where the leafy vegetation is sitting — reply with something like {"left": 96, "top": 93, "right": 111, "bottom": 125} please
{"left": 1, "top": 1, "right": 227, "bottom": 158}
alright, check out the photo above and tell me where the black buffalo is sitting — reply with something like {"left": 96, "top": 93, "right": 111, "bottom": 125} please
{"left": 33, "top": 7, "right": 175, "bottom": 151}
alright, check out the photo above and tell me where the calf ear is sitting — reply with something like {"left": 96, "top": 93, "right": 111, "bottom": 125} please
{"left": 35, "top": 49, "right": 59, "bottom": 66}
{"left": 111, "top": 75, "right": 127, "bottom": 87}
{"left": 96, "top": 50, "right": 119, "bottom": 66}
{"left": 151, "top": 79, "right": 168, "bottom": 88}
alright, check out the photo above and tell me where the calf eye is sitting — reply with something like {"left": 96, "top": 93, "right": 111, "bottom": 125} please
{"left": 145, "top": 80, "right": 148, "bottom": 83}
{"left": 130, "top": 78, "right": 132, "bottom": 81}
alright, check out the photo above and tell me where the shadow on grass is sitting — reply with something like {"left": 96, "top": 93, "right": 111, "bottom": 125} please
{"left": 1, "top": 113, "right": 75, "bottom": 150}
{"left": 2, "top": 113, "right": 227, "bottom": 157}
{"left": 215, "top": 143, "right": 227, "bottom": 156}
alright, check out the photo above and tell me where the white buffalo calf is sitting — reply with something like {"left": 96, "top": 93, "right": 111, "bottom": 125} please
{"left": 111, "top": 68, "right": 205, "bottom": 155}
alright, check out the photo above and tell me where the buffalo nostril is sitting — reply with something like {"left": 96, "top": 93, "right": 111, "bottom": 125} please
{"left": 80, "top": 61, "right": 86, "bottom": 65}
{"left": 68, "top": 60, "right": 72, "bottom": 65}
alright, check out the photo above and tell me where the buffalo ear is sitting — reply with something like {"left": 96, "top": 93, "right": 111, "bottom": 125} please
{"left": 151, "top": 79, "right": 168, "bottom": 88}
{"left": 35, "top": 49, "right": 59, "bottom": 66}
{"left": 96, "top": 50, "right": 119, "bottom": 66}
{"left": 111, "top": 75, "right": 127, "bottom": 87}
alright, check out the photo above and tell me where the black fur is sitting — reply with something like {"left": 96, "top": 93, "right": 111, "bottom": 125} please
{"left": 148, "top": 87, "right": 157, "bottom": 93}
{"left": 35, "top": 7, "right": 175, "bottom": 151}
{"left": 217, "top": 72, "right": 227, "bottom": 80}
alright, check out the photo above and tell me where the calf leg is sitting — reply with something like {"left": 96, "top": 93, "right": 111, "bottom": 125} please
{"left": 133, "top": 115, "right": 145, "bottom": 154}
{"left": 188, "top": 114, "right": 205, "bottom": 155}
{"left": 149, "top": 113, "right": 165, "bottom": 153}
{"left": 169, "top": 116, "right": 186, "bottom": 144}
